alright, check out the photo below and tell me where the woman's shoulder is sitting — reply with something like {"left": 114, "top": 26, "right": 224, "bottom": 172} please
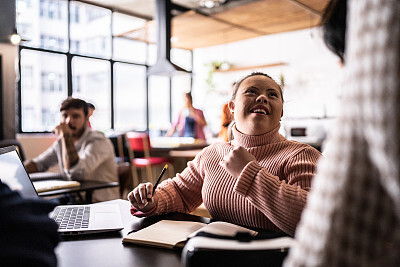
{"left": 193, "top": 107, "right": 205, "bottom": 114}
{"left": 278, "top": 138, "right": 322, "bottom": 156}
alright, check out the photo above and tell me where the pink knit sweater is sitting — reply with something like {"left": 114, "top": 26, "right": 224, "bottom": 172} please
{"left": 134, "top": 125, "right": 322, "bottom": 236}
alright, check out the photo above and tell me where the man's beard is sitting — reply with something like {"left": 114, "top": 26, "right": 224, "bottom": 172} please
{"left": 71, "top": 124, "right": 86, "bottom": 139}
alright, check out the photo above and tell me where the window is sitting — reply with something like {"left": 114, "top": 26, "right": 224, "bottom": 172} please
{"left": 73, "top": 75, "right": 81, "bottom": 92}
{"left": 113, "top": 12, "right": 147, "bottom": 64}
{"left": 113, "top": 38, "right": 147, "bottom": 64}
{"left": 17, "top": 0, "right": 32, "bottom": 10}
{"left": 17, "top": 0, "right": 193, "bottom": 133}
{"left": 149, "top": 76, "right": 170, "bottom": 133}
{"left": 40, "top": 0, "right": 65, "bottom": 20}
{"left": 40, "top": 0, "right": 46, "bottom": 17}
{"left": 72, "top": 57, "right": 111, "bottom": 131}
{"left": 21, "top": 66, "right": 34, "bottom": 90}
{"left": 16, "top": 23, "right": 32, "bottom": 38}
{"left": 40, "top": 71, "right": 65, "bottom": 92}
{"left": 70, "top": 4, "right": 80, "bottom": 23}
{"left": 20, "top": 49, "right": 67, "bottom": 132}
{"left": 114, "top": 63, "right": 147, "bottom": 131}
{"left": 171, "top": 48, "right": 192, "bottom": 71}
{"left": 20, "top": 0, "right": 68, "bottom": 52}
{"left": 40, "top": 34, "right": 66, "bottom": 51}
{"left": 41, "top": 108, "right": 58, "bottom": 130}
{"left": 69, "top": 1, "right": 111, "bottom": 58}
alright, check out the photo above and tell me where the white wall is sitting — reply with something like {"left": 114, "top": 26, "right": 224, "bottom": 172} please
{"left": 191, "top": 27, "right": 344, "bottom": 136}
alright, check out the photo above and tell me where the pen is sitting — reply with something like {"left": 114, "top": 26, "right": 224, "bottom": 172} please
{"left": 152, "top": 164, "right": 168, "bottom": 194}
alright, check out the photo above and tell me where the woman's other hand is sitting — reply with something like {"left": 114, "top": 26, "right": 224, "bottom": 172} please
{"left": 127, "top": 183, "right": 159, "bottom": 212}
{"left": 220, "top": 146, "right": 256, "bottom": 178}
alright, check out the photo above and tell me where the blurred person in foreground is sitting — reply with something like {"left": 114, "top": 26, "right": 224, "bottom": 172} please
{"left": 0, "top": 180, "right": 59, "bottom": 266}
{"left": 285, "top": 0, "right": 400, "bottom": 266}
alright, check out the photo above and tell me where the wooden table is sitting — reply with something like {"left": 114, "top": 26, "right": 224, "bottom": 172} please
{"left": 151, "top": 137, "right": 208, "bottom": 155}
{"left": 150, "top": 137, "right": 208, "bottom": 173}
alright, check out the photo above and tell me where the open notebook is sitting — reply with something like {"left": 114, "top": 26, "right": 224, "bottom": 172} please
{"left": 123, "top": 219, "right": 294, "bottom": 250}
{"left": 0, "top": 146, "right": 124, "bottom": 235}
{"left": 33, "top": 179, "right": 81, "bottom": 193}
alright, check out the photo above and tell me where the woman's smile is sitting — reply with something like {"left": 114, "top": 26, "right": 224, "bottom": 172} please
{"left": 250, "top": 104, "right": 270, "bottom": 115}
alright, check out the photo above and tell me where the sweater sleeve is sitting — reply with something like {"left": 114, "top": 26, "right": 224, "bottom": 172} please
{"left": 234, "top": 147, "right": 321, "bottom": 236}
{"left": 151, "top": 151, "right": 206, "bottom": 215}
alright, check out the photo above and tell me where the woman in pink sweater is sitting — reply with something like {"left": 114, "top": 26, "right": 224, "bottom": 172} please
{"left": 128, "top": 72, "right": 322, "bottom": 236}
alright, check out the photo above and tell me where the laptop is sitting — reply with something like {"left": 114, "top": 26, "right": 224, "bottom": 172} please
{"left": 0, "top": 145, "right": 124, "bottom": 235}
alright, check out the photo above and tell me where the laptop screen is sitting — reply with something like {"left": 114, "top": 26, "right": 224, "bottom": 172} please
{"left": 0, "top": 146, "right": 39, "bottom": 199}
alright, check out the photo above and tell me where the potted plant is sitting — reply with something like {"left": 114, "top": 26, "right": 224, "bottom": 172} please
{"left": 205, "top": 61, "right": 225, "bottom": 89}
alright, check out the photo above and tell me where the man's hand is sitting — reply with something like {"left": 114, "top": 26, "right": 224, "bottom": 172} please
{"left": 24, "top": 160, "right": 38, "bottom": 173}
{"left": 55, "top": 122, "right": 79, "bottom": 169}
{"left": 219, "top": 146, "right": 256, "bottom": 178}
{"left": 52, "top": 122, "right": 72, "bottom": 137}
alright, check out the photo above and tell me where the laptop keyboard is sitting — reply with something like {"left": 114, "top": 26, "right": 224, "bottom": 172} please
{"left": 52, "top": 206, "right": 90, "bottom": 230}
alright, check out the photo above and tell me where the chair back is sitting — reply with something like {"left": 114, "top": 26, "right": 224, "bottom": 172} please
{"left": 108, "top": 133, "right": 129, "bottom": 163}
{"left": 125, "top": 132, "right": 151, "bottom": 158}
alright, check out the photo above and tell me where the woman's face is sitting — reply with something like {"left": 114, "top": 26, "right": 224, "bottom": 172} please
{"left": 228, "top": 75, "right": 283, "bottom": 136}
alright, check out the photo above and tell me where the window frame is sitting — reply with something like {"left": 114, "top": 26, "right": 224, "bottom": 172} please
{"left": 17, "top": 0, "right": 193, "bottom": 133}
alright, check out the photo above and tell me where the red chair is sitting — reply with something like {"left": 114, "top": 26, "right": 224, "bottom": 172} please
{"left": 125, "top": 132, "right": 174, "bottom": 184}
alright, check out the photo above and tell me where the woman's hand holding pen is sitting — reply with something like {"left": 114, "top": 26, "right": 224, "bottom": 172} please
{"left": 220, "top": 146, "right": 256, "bottom": 178}
{"left": 127, "top": 182, "right": 159, "bottom": 212}
{"left": 127, "top": 164, "right": 168, "bottom": 213}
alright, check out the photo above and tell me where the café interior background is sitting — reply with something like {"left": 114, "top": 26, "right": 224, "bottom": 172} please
{"left": 1, "top": 0, "right": 339, "bottom": 152}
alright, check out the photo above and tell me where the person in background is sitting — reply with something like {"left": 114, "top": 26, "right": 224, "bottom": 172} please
{"left": 128, "top": 72, "right": 322, "bottom": 236}
{"left": 218, "top": 82, "right": 236, "bottom": 142}
{"left": 87, "top": 102, "right": 95, "bottom": 128}
{"left": 285, "top": 0, "right": 400, "bottom": 266}
{"left": 218, "top": 102, "right": 234, "bottom": 142}
{"left": 0, "top": 181, "right": 59, "bottom": 266}
{"left": 24, "top": 97, "right": 118, "bottom": 202}
{"left": 165, "top": 92, "right": 207, "bottom": 141}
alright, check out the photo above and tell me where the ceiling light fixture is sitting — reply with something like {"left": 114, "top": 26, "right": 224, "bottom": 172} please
{"left": 10, "top": 34, "right": 21, "bottom": 45}
{"left": 147, "top": 0, "right": 190, "bottom": 76}
{"left": 197, "top": 0, "right": 227, "bottom": 9}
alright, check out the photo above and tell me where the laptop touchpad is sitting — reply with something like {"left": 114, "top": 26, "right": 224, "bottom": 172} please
{"left": 94, "top": 212, "right": 119, "bottom": 228}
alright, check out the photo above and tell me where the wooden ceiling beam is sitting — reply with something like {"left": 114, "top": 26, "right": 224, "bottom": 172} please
{"left": 196, "top": 11, "right": 267, "bottom": 36}
{"left": 284, "top": 0, "right": 323, "bottom": 17}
